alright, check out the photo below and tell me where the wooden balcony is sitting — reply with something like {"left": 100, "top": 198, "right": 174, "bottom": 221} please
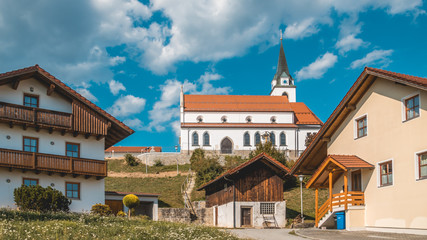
{"left": 0, "top": 148, "right": 107, "bottom": 179}
{"left": 316, "top": 191, "right": 364, "bottom": 226}
{"left": 0, "top": 101, "right": 72, "bottom": 130}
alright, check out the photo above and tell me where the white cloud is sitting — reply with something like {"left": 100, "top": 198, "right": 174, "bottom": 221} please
{"left": 109, "top": 56, "right": 126, "bottom": 66}
{"left": 147, "top": 71, "right": 232, "bottom": 134}
{"left": 284, "top": 18, "right": 320, "bottom": 40}
{"left": 108, "top": 95, "right": 146, "bottom": 117}
{"left": 123, "top": 118, "right": 145, "bottom": 130}
{"left": 109, "top": 80, "right": 126, "bottom": 95}
{"left": 336, "top": 34, "right": 365, "bottom": 54}
{"left": 350, "top": 49, "right": 394, "bottom": 69}
{"left": 296, "top": 52, "right": 338, "bottom": 80}
{"left": 76, "top": 88, "right": 98, "bottom": 102}
{"left": 335, "top": 15, "right": 369, "bottom": 55}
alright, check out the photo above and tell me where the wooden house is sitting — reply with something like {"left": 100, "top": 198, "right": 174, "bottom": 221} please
{"left": 197, "top": 153, "right": 290, "bottom": 228}
{"left": 0, "top": 65, "right": 133, "bottom": 212}
{"left": 291, "top": 68, "right": 427, "bottom": 234}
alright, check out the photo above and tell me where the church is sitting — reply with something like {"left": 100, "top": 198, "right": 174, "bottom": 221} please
{"left": 179, "top": 38, "right": 322, "bottom": 160}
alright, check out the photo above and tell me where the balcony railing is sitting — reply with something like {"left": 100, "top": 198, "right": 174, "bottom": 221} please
{"left": 0, "top": 101, "right": 72, "bottom": 129}
{"left": 316, "top": 191, "right": 364, "bottom": 226}
{"left": 0, "top": 148, "right": 106, "bottom": 178}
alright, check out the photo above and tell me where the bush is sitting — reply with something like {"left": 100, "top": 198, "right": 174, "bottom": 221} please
{"left": 153, "top": 159, "right": 164, "bottom": 167}
{"left": 124, "top": 153, "right": 138, "bottom": 166}
{"left": 190, "top": 149, "right": 224, "bottom": 187}
{"left": 249, "top": 141, "right": 288, "bottom": 166}
{"left": 91, "top": 203, "right": 112, "bottom": 216}
{"left": 224, "top": 155, "right": 247, "bottom": 170}
{"left": 117, "top": 210, "right": 126, "bottom": 217}
{"left": 123, "top": 194, "right": 140, "bottom": 218}
{"left": 14, "top": 185, "right": 71, "bottom": 212}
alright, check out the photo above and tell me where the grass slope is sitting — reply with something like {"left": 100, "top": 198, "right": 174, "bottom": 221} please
{"left": 105, "top": 175, "right": 187, "bottom": 208}
{"left": 284, "top": 187, "right": 328, "bottom": 221}
{"left": 0, "top": 209, "right": 239, "bottom": 240}
{"left": 107, "top": 159, "right": 191, "bottom": 173}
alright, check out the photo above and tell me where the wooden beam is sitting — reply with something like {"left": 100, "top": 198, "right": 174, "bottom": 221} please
{"left": 48, "top": 127, "right": 53, "bottom": 134}
{"left": 329, "top": 171, "right": 333, "bottom": 212}
{"left": 60, "top": 173, "right": 67, "bottom": 177}
{"left": 85, "top": 133, "right": 90, "bottom": 139}
{"left": 12, "top": 80, "right": 20, "bottom": 90}
{"left": 96, "top": 135, "right": 104, "bottom": 141}
{"left": 84, "top": 175, "right": 91, "bottom": 179}
{"left": 47, "top": 84, "right": 55, "bottom": 96}
{"left": 315, "top": 188, "right": 319, "bottom": 228}
{"left": 22, "top": 124, "right": 27, "bottom": 130}
{"left": 344, "top": 171, "right": 348, "bottom": 210}
{"left": 72, "top": 174, "right": 79, "bottom": 178}
{"left": 73, "top": 131, "right": 79, "bottom": 137}
{"left": 61, "top": 129, "right": 66, "bottom": 136}
{"left": 35, "top": 126, "right": 40, "bottom": 132}
{"left": 346, "top": 104, "right": 356, "bottom": 111}
{"left": 9, "top": 122, "right": 13, "bottom": 128}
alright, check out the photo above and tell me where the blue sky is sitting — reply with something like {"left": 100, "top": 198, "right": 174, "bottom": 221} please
{"left": 0, "top": 0, "right": 426, "bottom": 151}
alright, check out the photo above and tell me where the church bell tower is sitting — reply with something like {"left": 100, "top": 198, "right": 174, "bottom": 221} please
{"left": 270, "top": 34, "right": 296, "bottom": 102}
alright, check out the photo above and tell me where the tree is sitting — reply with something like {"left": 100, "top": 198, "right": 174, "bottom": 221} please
{"left": 123, "top": 194, "right": 140, "bottom": 218}
{"left": 249, "top": 141, "right": 288, "bottom": 166}
{"left": 305, "top": 132, "right": 316, "bottom": 147}
{"left": 14, "top": 185, "right": 71, "bottom": 212}
{"left": 190, "top": 149, "right": 224, "bottom": 188}
{"left": 224, "top": 155, "right": 247, "bottom": 170}
{"left": 124, "top": 153, "right": 138, "bottom": 166}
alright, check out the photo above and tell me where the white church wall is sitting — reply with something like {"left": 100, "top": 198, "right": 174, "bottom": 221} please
{"left": 183, "top": 111, "right": 294, "bottom": 124}
{"left": 0, "top": 78, "right": 72, "bottom": 113}
{"left": 270, "top": 87, "right": 296, "bottom": 102}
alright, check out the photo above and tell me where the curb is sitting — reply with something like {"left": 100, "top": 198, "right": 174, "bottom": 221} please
{"left": 294, "top": 229, "right": 322, "bottom": 240}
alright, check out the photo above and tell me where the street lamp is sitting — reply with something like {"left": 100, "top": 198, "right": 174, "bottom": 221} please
{"left": 299, "top": 175, "right": 304, "bottom": 223}
{"left": 175, "top": 145, "right": 179, "bottom": 175}
{"left": 145, "top": 147, "right": 150, "bottom": 174}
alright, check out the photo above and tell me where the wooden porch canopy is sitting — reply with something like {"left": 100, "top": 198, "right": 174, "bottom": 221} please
{"left": 306, "top": 155, "right": 374, "bottom": 189}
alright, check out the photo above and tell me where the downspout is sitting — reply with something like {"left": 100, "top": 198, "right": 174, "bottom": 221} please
{"left": 224, "top": 175, "right": 235, "bottom": 228}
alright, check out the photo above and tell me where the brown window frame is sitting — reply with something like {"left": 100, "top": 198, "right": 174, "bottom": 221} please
{"left": 65, "top": 182, "right": 80, "bottom": 200}
{"left": 23, "top": 93, "right": 39, "bottom": 108}
{"left": 66, "top": 142, "right": 80, "bottom": 158}
{"left": 418, "top": 152, "right": 427, "bottom": 180}
{"left": 23, "top": 178, "right": 39, "bottom": 186}
{"left": 405, "top": 95, "right": 420, "bottom": 121}
{"left": 379, "top": 161, "right": 393, "bottom": 187}
{"left": 23, "top": 136, "right": 39, "bottom": 153}
{"left": 356, "top": 116, "right": 367, "bottom": 138}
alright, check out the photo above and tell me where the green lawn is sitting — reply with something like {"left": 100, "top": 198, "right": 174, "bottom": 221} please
{"left": 107, "top": 159, "right": 191, "bottom": 173}
{"left": 0, "top": 209, "right": 239, "bottom": 240}
{"left": 105, "top": 175, "right": 187, "bottom": 208}
{"left": 284, "top": 186, "right": 328, "bottom": 221}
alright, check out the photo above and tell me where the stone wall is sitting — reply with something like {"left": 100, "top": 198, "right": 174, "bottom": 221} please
{"left": 137, "top": 152, "right": 191, "bottom": 166}
{"left": 158, "top": 208, "right": 192, "bottom": 223}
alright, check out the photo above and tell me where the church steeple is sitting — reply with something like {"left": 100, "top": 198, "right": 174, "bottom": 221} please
{"left": 273, "top": 35, "right": 293, "bottom": 85}
{"left": 270, "top": 33, "right": 296, "bottom": 102}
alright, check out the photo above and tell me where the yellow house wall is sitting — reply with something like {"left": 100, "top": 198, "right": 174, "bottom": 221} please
{"left": 327, "top": 78, "right": 427, "bottom": 229}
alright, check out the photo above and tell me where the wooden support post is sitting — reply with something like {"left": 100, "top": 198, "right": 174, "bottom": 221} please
{"left": 32, "top": 152, "right": 36, "bottom": 169}
{"left": 315, "top": 188, "right": 319, "bottom": 227}
{"left": 329, "top": 171, "right": 333, "bottom": 212}
{"left": 344, "top": 171, "right": 348, "bottom": 210}
{"left": 69, "top": 157, "right": 73, "bottom": 173}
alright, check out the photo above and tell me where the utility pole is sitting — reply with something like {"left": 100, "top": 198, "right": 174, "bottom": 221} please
{"left": 299, "top": 175, "right": 304, "bottom": 223}
{"left": 175, "top": 145, "right": 179, "bottom": 175}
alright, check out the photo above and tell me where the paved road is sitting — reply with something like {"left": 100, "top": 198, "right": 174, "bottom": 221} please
{"left": 227, "top": 229, "right": 306, "bottom": 240}
{"left": 297, "top": 229, "right": 427, "bottom": 240}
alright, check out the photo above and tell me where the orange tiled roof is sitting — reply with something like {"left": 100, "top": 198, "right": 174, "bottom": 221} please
{"left": 367, "top": 67, "right": 427, "bottom": 88}
{"left": 184, "top": 95, "right": 322, "bottom": 125}
{"left": 105, "top": 146, "right": 162, "bottom": 153}
{"left": 197, "top": 152, "right": 290, "bottom": 190}
{"left": 329, "top": 155, "right": 374, "bottom": 169}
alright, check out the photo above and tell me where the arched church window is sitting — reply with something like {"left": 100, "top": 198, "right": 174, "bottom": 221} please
{"left": 221, "top": 116, "right": 227, "bottom": 123}
{"left": 270, "top": 132, "right": 276, "bottom": 145}
{"left": 203, "top": 132, "right": 210, "bottom": 146}
{"left": 280, "top": 132, "right": 286, "bottom": 146}
{"left": 255, "top": 132, "right": 261, "bottom": 146}
{"left": 244, "top": 132, "right": 250, "bottom": 146}
{"left": 270, "top": 116, "right": 277, "bottom": 123}
{"left": 192, "top": 132, "right": 199, "bottom": 146}
{"left": 282, "top": 92, "right": 288, "bottom": 97}
{"left": 197, "top": 115, "right": 203, "bottom": 123}
{"left": 245, "top": 116, "right": 252, "bottom": 123}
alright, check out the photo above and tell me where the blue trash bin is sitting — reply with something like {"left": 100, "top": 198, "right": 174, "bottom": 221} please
{"left": 335, "top": 211, "right": 346, "bottom": 230}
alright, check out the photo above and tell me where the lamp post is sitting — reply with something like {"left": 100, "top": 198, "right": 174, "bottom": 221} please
{"left": 175, "top": 145, "right": 179, "bottom": 175}
{"left": 145, "top": 147, "right": 149, "bottom": 174}
{"left": 299, "top": 175, "right": 304, "bottom": 223}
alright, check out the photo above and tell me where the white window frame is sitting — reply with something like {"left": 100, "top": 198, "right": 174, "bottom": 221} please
{"left": 377, "top": 158, "right": 394, "bottom": 188}
{"left": 415, "top": 149, "right": 427, "bottom": 181}
{"left": 401, "top": 91, "right": 421, "bottom": 122}
{"left": 353, "top": 113, "right": 368, "bottom": 139}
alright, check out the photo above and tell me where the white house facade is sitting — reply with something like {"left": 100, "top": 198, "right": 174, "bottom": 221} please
{"left": 0, "top": 65, "right": 133, "bottom": 212}
{"left": 180, "top": 39, "right": 322, "bottom": 159}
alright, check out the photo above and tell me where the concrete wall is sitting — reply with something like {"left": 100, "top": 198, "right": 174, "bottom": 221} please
{"left": 346, "top": 207, "right": 366, "bottom": 230}
{"left": 137, "top": 152, "right": 191, "bottom": 166}
{"left": 0, "top": 168, "right": 104, "bottom": 212}
{"left": 327, "top": 78, "right": 427, "bottom": 230}
{"left": 215, "top": 201, "right": 286, "bottom": 228}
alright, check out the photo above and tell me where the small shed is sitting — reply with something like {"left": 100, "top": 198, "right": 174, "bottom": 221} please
{"left": 105, "top": 191, "right": 159, "bottom": 220}
{"left": 197, "top": 153, "right": 290, "bottom": 228}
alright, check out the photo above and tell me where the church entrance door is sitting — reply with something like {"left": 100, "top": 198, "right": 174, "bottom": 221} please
{"left": 221, "top": 138, "right": 232, "bottom": 154}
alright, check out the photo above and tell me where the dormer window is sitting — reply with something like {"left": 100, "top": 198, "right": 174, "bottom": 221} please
{"left": 196, "top": 115, "right": 203, "bottom": 123}
{"left": 270, "top": 116, "right": 277, "bottom": 123}
{"left": 246, "top": 116, "right": 252, "bottom": 123}
{"left": 221, "top": 116, "right": 227, "bottom": 123}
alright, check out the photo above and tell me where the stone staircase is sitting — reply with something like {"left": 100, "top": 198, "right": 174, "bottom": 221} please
{"left": 181, "top": 169, "right": 196, "bottom": 216}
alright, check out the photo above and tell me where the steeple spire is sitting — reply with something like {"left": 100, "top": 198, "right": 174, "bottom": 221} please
{"left": 274, "top": 33, "right": 292, "bottom": 84}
